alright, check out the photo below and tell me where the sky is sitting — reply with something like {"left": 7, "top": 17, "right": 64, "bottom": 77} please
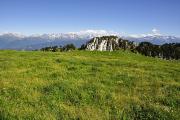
{"left": 0, "top": 0, "right": 180, "bottom": 36}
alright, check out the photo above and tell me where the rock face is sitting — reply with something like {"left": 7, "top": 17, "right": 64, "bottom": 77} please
{"left": 86, "top": 36, "right": 118, "bottom": 51}
{"left": 84, "top": 36, "right": 180, "bottom": 60}
{"left": 85, "top": 36, "right": 136, "bottom": 51}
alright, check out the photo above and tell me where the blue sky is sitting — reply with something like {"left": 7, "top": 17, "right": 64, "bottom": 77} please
{"left": 0, "top": 0, "right": 180, "bottom": 36}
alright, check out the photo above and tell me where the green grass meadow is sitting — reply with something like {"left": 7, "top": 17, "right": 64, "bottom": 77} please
{"left": 0, "top": 50, "right": 180, "bottom": 119}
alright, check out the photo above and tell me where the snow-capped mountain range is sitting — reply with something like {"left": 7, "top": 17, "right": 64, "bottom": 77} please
{"left": 125, "top": 35, "right": 180, "bottom": 45}
{"left": 0, "top": 30, "right": 179, "bottom": 50}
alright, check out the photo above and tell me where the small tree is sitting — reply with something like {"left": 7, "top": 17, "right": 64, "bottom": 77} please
{"left": 79, "top": 44, "right": 86, "bottom": 50}
{"left": 63, "top": 44, "right": 76, "bottom": 51}
{"left": 52, "top": 46, "right": 58, "bottom": 52}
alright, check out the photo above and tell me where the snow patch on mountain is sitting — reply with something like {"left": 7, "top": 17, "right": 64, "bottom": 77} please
{"left": 0, "top": 29, "right": 179, "bottom": 50}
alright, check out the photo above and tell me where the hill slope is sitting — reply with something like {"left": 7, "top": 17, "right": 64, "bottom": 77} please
{"left": 0, "top": 50, "right": 180, "bottom": 119}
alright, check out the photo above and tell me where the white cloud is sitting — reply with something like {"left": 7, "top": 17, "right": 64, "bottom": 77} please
{"left": 152, "top": 28, "right": 158, "bottom": 33}
{"left": 69, "top": 29, "right": 120, "bottom": 37}
{"left": 128, "top": 28, "right": 162, "bottom": 38}
{"left": 152, "top": 28, "right": 161, "bottom": 35}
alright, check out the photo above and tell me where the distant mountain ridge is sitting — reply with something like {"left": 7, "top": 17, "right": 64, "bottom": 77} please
{"left": 124, "top": 35, "right": 180, "bottom": 45}
{"left": 0, "top": 30, "right": 179, "bottom": 50}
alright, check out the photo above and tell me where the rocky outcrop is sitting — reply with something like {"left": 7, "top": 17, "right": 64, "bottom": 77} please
{"left": 86, "top": 36, "right": 118, "bottom": 51}
{"left": 85, "top": 36, "right": 136, "bottom": 51}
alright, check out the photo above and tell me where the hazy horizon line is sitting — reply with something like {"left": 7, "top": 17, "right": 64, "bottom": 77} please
{"left": 1, "top": 29, "right": 179, "bottom": 38}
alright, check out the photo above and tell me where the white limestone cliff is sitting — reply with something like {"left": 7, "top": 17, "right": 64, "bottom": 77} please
{"left": 86, "top": 36, "right": 119, "bottom": 51}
